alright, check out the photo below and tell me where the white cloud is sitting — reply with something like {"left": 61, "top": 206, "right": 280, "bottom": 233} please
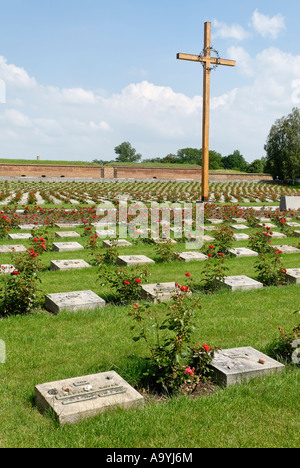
{"left": 212, "top": 19, "right": 249, "bottom": 41}
{"left": 0, "top": 56, "right": 37, "bottom": 89}
{"left": 250, "top": 9, "right": 286, "bottom": 39}
{"left": 1, "top": 109, "right": 32, "bottom": 128}
{"left": 227, "top": 46, "right": 254, "bottom": 76}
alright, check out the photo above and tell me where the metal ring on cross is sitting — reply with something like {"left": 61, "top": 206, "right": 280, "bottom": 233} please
{"left": 200, "top": 46, "right": 220, "bottom": 71}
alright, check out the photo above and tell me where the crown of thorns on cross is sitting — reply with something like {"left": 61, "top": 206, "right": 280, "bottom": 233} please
{"left": 200, "top": 46, "right": 221, "bottom": 71}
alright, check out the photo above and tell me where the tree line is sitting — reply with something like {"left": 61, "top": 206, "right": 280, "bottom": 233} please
{"left": 93, "top": 108, "right": 300, "bottom": 179}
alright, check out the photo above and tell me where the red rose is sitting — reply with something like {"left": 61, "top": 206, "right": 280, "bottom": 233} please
{"left": 135, "top": 278, "right": 141, "bottom": 283}
{"left": 124, "top": 281, "right": 130, "bottom": 285}
{"left": 202, "top": 344, "right": 210, "bottom": 352}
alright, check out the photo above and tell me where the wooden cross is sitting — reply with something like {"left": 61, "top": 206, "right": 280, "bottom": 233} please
{"left": 177, "top": 22, "right": 236, "bottom": 201}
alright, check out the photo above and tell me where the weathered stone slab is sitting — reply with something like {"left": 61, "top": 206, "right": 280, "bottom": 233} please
{"left": 211, "top": 346, "right": 285, "bottom": 386}
{"left": 50, "top": 259, "right": 91, "bottom": 272}
{"left": 259, "top": 223, "right": 276, "bottom": 228}
{"left": 102, "top": 239, "right": 132, "bottom": 248}
{"left": 0, "top": 264, "right": 15, "bottom": 274}
{"left": 269, "top": 231, "right": 287, "bottom": 239}
{"left": 45, "top": 290, "right": 105, "bottom": 313}
{"left": 230, "top": 224, "right": 249, "bottom": 230}
{"left": 228, "top": 248, "right": 258, "bottom": 258}
{"left": 208, "top": 218, "right": 223, "bottom": 224}
{"left": 8, "top": 233, "right": 32, "bottom": 240}
{"left": 293, "top": 230, "right": 300, "bottom": 237}
{"left": 285, "top": 268, "right": 300, "bottom": 284}
{"left": 272, "top": 245, "right": 300, "bottom": 254}
{"left": 233, "top": 233, "right": 250, "bottom": 241}
{"left": 286, "top": 222, "right": 300, "bottom": 228}
{"left": 141, "top": 282, "right": 191, "bottom": 303}
{"left": 95, "top": 230, "right": 116, "bottom": 238}
{"left": 280, "top": 196, "right": 300, "bottom": 211}
{"left": 55, "top": 223, "right": 82, "bottom": 229}
{"left": 117, "top": 255, "right": 155, "bottom": 266}
{"left": 34, "top": 370, "right": 144, "bottom": 425}
{"left": 178, "top": 251, "right": 208, "bottom": 262}
{"left": 0, "top": 245, "right": 27, "bottom": 253}
{"left": 152, "top": 238, "right": 177, "bottom": 244}
{"left": 232, "top": 218, "right": 246, "bottom": 223}
{"left": 52, "top": 242, "right": 84, "bottom": 252}
{"left": 55, "top": 231, "right": 81, "bottom": 238}
{"left": 218, "top": 275, "right": 263, "bottom": 291}
{"left": 18, "top": 224, "right": 42, "bottom": 230}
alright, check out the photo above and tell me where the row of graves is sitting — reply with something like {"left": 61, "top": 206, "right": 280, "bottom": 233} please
{"left": 0, "top": 197, "right": 299, "bottom": 424}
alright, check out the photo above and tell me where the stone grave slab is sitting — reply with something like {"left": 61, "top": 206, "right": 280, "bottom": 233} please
{"left": 95, "top": 230, "right": 116, "bottom": 238}
{"left": 280, "top": 196, "right": 300, "bottom": 211}
{"left": 55, "top": 231, "right": 81, "bottom": 238}
{"left": 208, "top": 218, "right": 223, "bottom": 224}
{"left": 45, "top": 290, "right": 105, "bottom": 313}
{"left": 117, "top": 255, "right": 155, "bottom": 266}
{"left": 50, "top": 259, "right": 92, "bottom": 272}
{"left": 218, "top": 275, "right": 263, "bottom": 291}
{"left": 8, "top": 233, "right": 32, "bottom": 240}
{"left": 286, "top": 222, "right": 300, "bottom": 228}
{"left": 0, "top": 264, "right": 15, "bottom": 275}
{"left": 228, "top": 248, "right": 258, "bottom": 258}
{"left": 230, "top": 224, "right": 249, "bottom": 230}
{"left": 18, "top": 224, "right": 42, "bottom": 230}
{"left": 269, "top": 231, "right": 287, "bottom": 239}
{"left": 102, "top": 239, "right": 133, "bottom": 248}
{"left": 0, "top": 245, "right": 27, "bottom": 253}
{"left": 210, "top": 346, "right": 285, "bottom": 386}
{"left": 34, "top": 370, "right": 144, "bottom": 425}
{"left": 293, "top": 230, "right": 300, "bottom": 237}
{"left": 152, "top": 238, "right": 177, "bottom": 244}
{"left": 285, "top": 268, "right": 300, "bottom": 284}
{"left": 204, "top": 225, "right": 217, "bottom": 231}
{"left": 178, "top": 251, "right": 208, "bottom": 262}
{"left": 233, "top": 233, "right": 250, "bottom": 241}
{"left": 52, "top": 242, "right": 84, "bottom": 252}
{"left": 203, "top": 235, "right": 215, "bottom": 242}
{"left": 259, "top": 223, "right": 276, "bottom": 228}
{"left": 55, "top": 223, "right": 82, "bottom": 229}
{"left": 232, "top": 218, "right": 246, "bottom": 223}
{"left": 141, "top": 282, "right": 191, "bottom": 303}
{"left": 272, "top": 245, "right": 300, "bottom": 254}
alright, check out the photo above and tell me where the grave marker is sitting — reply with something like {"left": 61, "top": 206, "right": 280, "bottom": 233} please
{"left": 285, "top": 268, "right": 300, "bottom": 284}
{"left": 45, "top": 290, "right": 105, "bottom": 313}
{"left": 117, "top": 255, "right": 155, "bottom": 266}
{"left": 34, "top": 371, "right": 144, "bottom": 425}
{"left": 228, "top": 248, "right": 258, "bottom": 258}
{"left": 8, "top": 233, "right": 32, "bottom": 240}
{"left": 55, "top": 231, "right": 81, "bottom": 238}
{"left": 210, "top": 346, "right": 285, "bottom": 386}
{"left": 50, "top": 259, "right": 91, "bottom": 272}
{"left": 141, "top": 282, "right": 191, "bottom": 303}
{"left": 218, "top": 275, "right": 263, "bottom": 291}
{"left": 272, "top": 245, "right": 300, "bottom": 254}
{"left": 0, "top": 245, "right": 27, "bottom": 253}
{"left": 178, "top": 251, "right": 208, "bottom": 262}
{"left": 52, "top": 242, "right": 84, "bottom": 252}
{"left": 102, "top": 239, "right": 132, "bottom": 248}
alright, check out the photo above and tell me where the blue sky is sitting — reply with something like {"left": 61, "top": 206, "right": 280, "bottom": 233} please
{"left": 0, "top": 0, "right": 300, "bottom": 163}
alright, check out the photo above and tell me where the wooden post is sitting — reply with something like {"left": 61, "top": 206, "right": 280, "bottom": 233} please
{"left": 177, "top": 22, "right": 236, "bottom": 202}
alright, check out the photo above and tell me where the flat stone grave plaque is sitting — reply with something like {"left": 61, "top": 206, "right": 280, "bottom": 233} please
{"left": 285, "top": 268, "right": 300, "bottom": 284}
{"left": 208, "top": 218, "right": 223, "bottom": 224}
{"left": 55, "top": 223, "right": 82, "bottom": 229}
{"left": 203, "top": 235, "right": 215, "bottom": 242}
{"left": 117, "top": 255, "right": 155, "bottom": 266}
{"left": 210, "top": 346, "right": 285, "bottom": 386}
{"left": 152, "top": 238, "right": 177, "bottom": 244}
{"left": 293, "top": 230, "right": 300, "bottom": 237}
{"left": 233, "top": 233, "right": 250, "bottom": 241}
{"left": 178, "top": 251, "right": 208, "bottom": 262}
{"left": 0, "top": 245, "right": 27, "bottom": 253}
{"left": 45, "top": 290, "right": 105, "bottom": 313}
{"left": 141, "top": 282, "right": 191, "bottom": 303}
{"left": 55, "top": 231, "right": 81, "bottom": 238}
{"left": 218, "top": 275, "right": 263, "bottom": 291}
{"left": 228, "top": 248, "right": 258, "bottom": 258}
{"left": 52, "top": 242, "right": 84, "bottom": 252}
{"left": 95, "top": 230, "right": 116, "bottom": 238}
{"left": 18, "top": 224, "right": 42, "bottom": 230}
{"left": 232, "top": 218, "right": 246, "bottom": 223}
{"left": 204, "top": 225, "right": 217, "bottom": 231}
{"left": 8, "top": 233, "right": 32, "bottom": 240}
{"left": 286, "top": 222, "right": 300, "bottom": 228}
{"left": 259, "top": 223, "right": 276, "bottom": 228}
{"left": 0, "top": 264, "right": 15, "bottom": 274}
{"left": 269, "top": 231, "right": 287, "bottom": 239}
{"left": 102, "top": 239, "right": 133, "bottom": 248}
{"left": 272, "top": 245, "right": 300, "bottom": 254}
{"left": 50, "top": 259, "right": 91, "bottom": 272}
{"left": 34, "top": 370, "right": 144, "bottom": 425}
{"left": 230, "top": 224, "right": 250, "bottom": 231}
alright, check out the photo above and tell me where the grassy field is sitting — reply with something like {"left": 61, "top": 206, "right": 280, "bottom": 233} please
{"left": 0, "top": 212, "right": 299, "bottom": 448}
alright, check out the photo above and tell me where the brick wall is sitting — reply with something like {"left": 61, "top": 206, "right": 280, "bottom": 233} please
{"left": 0, "top": 163, "right": 273, "bottom": 182}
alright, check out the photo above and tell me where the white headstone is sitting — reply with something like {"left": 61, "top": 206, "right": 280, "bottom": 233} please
{"left": 34, "top": 371, "right": 144, "bottom": 425}
{"left": 285, "top": 268, "right": 300, "bottom": 284}
{"left": 50, "top": 260, "right": 92, "bottom": 272}
{"left": 230, "top": 224, "right": 249, "bottom": 230}
{"left": 233, "top": 233, "right": 250, "bottom": 241}
{"left": 0, "top": 245, "right": 27, "bottom": 253}
{"left": 228, "top": 248, "right": 258, "bottom": 258}
{"left": 272, "top": 245, "right": 300, "bottom": 254}
{"left": 8, "top": 233, "right": 32, "bottom": 240}
{"left": 102, "top": 239, "right": 132, "bottom": 248}
{"left": 280, "top": 196, "right": 300, "bottom": 211}
{"left": 218, "top": 275, "right": 263, "bottom": 291}
{"left": 178, "top": 251, "right": 208, "bottom": 262}
{"left": 52, "top": 242, "right": 84, "bottom": 252}
{"left": 141, "top": 282, "right": 191, "bottom": 303}
{"left": 45, "top": 290, "right": 105, "bottom": 313}
{"left": 117, "top": 255, "right": 155, "bottom": 266}
{"left": 55, "top": 231, "right": 81, "bottom": 238}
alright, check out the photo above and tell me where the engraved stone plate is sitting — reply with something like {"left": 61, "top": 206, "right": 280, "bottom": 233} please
{"left": 230, "top": 224, "right": 249, "bottom": 230}
{"left": 292, "top": 230, "right": 300, "bottom": 237}
{"left": 0, "top": 264, "right": 15, "bottom": 275}
{"left": 269, "top": 232, "right": 287, "bottom": 239}
{"left": 208, "top": 218, "right": 223, "bottom": 224}
{"left": 285, "top": 268, "right": 300, "bottom": 284}
{"left": 55, "top": 223, "right": 82, "bottom": 229}
{"left": 0, "top": 245, "right": 27, "bottom": 253}
{"left": 210, "top": 346, "right": 285, "bottom": 386}
{"left": 232, "top": 218, "right": 246, "bottom": 223}
{"left": 50, "top": 259, "right": 92, "bottom": 272}
{"left": 286, "top": 222, "right": 300, "bottom": 228}
{"left": 117, "top": 255, "right": 155, "bottom": 266}
{"left": 233, "top": 233, "right": 250, "bottom": 241}
{"left": 272, "top": 245, "right": 300, "bottom": 254}
{"left": 18, "top": 224, "right": 42, "bottom": 230}
{"left": 141, "top": 282, "right": 191, "bottom": 303}
{"left": 218, "top": 275, "right": 263, "bottom": 291}
{"left": 52, "top": 242, "right": 84, "bottom": 252}
{"left": 178, "top": 251, "right": 208, "bottom": 262}
{"left": 102, "top": 239, "right": 132, "bottom": 248}
{"left": 8, "top": 233, "right": 32, "bottom": 240}
{"left": 34, "top": 371, "right": 144, "bottom": 425}
{"left": 55, "top": 231, "right": 81, "bottom": 238}
{"left": 228, "top": 248, "right": 258, "bottom": 258}
{"left": 258, "top": 223, "right": 276, "bottom": 228}
{"left": 45, "top": 290, "right": 105, "bottom": 313}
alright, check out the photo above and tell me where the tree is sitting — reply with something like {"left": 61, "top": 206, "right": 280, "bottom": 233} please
{"left": 114, "top": 142, "right": 142, "bottom": 163}
{"left": 176, "top": 148, "right": 202, "bottom": 165}
{"left": 222, "top": 150, "right": 248, "bottom": 172}
{"left": 264, "top": 108, "right": 300, "bottom": 182}
{"left": 246, "top": 157, "right": 266, "bottom": 174}
{"left": 209, "top": 150, "right": 224, "bottom": 170}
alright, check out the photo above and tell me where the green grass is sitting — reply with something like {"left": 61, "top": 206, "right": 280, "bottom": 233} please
{"left": 0, "top": 221, "right": 299, "bottom": 447}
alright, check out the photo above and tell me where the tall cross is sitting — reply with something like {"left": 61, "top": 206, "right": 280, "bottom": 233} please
{"left": 177, "top": 22, "right": 236, "bottom": 201}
